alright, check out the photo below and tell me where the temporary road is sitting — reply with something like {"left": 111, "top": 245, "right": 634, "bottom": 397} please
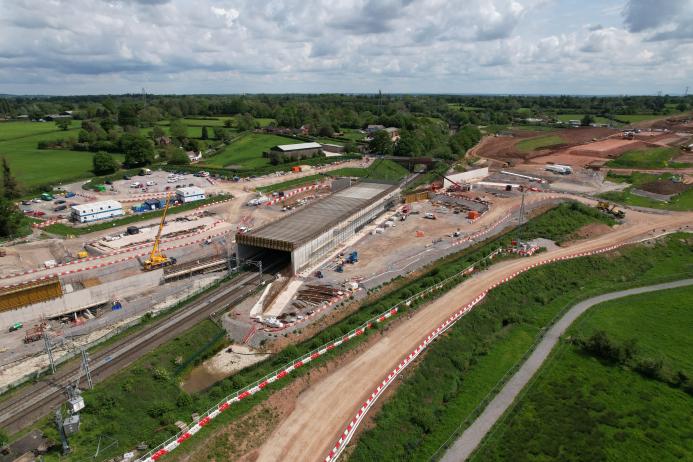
{"left": 254, "top": 206, "right": 692, "bottom": 462}
{"left": 0, "top": 270, "right": 269, "bottom": 433}
{"left": 441, "top": 278, "right": 693, "bottom": 462}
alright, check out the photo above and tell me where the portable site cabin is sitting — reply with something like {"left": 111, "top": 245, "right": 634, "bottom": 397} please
{"left": 71, "top": 200, "right": 124, "bottom": 223}
{"left": 175, "top": 186, "right": 206, "bottom": 203}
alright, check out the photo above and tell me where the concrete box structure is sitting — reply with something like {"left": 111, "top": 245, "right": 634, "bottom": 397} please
{"left": 442, "top": 167, "right": 489, "bottom": 189}
{"left": 236, "top": 181, "right": 399, "bottom": 274}
{"left": 176, "top": 186, "right": 206, "bottom": 203}
{"left": 71, "top": 200, "right": 124, "bottom": 223}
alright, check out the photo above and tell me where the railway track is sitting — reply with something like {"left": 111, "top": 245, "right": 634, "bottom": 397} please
{"left": 0, "top": 269, "right": 269, "bottom": 433}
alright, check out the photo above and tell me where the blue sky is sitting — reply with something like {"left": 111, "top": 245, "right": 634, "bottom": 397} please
{"left": 0, "top": 0, "right": 691, "bottom": 95}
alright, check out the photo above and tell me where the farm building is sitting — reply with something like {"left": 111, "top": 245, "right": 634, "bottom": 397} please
{"left": 71, "top": 200, "right": 124, "bottom": 223}
{"left": 269, "top": 142, "right": 322, "bottom": 160}
{"left": 236, "top": 181, "right": 399, "bottom": 274}
{"left": 176, "top": 186, "right": 206, "bottom": 203}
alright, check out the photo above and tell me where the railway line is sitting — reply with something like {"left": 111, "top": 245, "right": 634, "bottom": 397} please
{"left": 0, "top": 266, "right": 276, "bottom": 433}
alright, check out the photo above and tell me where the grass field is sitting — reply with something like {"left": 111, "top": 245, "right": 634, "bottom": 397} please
{"left": 599, "top": 187, "right": 693, "bottom": 211}
{"left": 199, "top": 133, "right": 303, "bottom": 169}
{"left": 556, "top": 114, "right": 611, "bottom": 124}
{"left": 42, "top": 195, "right": 227, "bottom": 236}
{"left": 349, "top": 235, "right": 693, "bottom": 462}
{"left": 516, "top": 134, "right": 564, "bottom": 152}
{"left": 472, "top": 286, "right": 693, "bottom": 462}
{"left": 0, "top": 121, "right": 124, "bottom": 190}
{"left": 256, "top": 174, "right": 325, "bottom": 193}
{"left": 607, "top": 147, "right": 687, "bottom": 169}
{"left": 614, "top": 114, "right": 667, "bottom": 123}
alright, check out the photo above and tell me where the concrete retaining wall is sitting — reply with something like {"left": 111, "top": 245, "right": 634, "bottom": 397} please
{"left": 0, "top": 270, "right": 162, "bottom": 325}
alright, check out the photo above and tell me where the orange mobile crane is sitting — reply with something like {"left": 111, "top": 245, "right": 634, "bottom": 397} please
{"left": 142, "top": 194, "right": 177, "bottom": 271}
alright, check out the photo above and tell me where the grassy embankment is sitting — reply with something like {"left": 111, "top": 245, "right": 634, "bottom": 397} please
{"left": 607, "top": 146, "right": 689, "bottom": 169}
{"left": 256, "top": 159, "right": 410, "bottom": 193}
{"left": 28, "top": 201, "right": 616, "bottom": 460}
{"left": 601, "top": 171, "right": 693, "bottom": 211}
{"left": 471, "top": 285, "right": 693, "bottom": 461}
{"left": 348, "top": 234, "right": 693, "bottom": 462}
{"left": 42, "top": 195, "right": 229, "bottom": 236}
{"left": 0, "top": 121, "right": 125, "bottom": 190}
{"left": 516, "top": 134, "right": 565, "bottom": 152}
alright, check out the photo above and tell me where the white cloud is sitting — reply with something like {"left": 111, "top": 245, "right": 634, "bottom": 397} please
{"left": 0, "top": 0, "right": 690, "bottom": 94}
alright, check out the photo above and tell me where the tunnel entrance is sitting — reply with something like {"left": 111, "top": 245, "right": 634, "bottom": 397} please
{"left": 236, "top": 243, "right": 292, "bottom": 274}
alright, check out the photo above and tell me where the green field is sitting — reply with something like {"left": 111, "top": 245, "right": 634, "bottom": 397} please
{"left": 607, "top": 147, "right": 687, "bottom": 169}
{"left": 556, "top": 113, "right": 611, "bottom": 124}
{"left": 614, "top": 114, "right": 666, "bottom": 123}
{"left": 472, "top": 286, "right": 693, "bottom": 462}
{"left": 349, "top": 235, "right": 693, "bottom": 462}
{"left": 199, "top": 133, "right": 303, "bottom": 169}
{"left": 0, "top": 121, "right": 124, "bottom": 190}
{"left": 516, "top": 134, "right": 565, "bottom": 152}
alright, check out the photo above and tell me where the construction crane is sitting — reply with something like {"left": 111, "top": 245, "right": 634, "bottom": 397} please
{"left": 142, "top": 194, "right": 177, "bottom": 271}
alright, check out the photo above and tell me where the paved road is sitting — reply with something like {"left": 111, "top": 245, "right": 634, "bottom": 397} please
{"left": 441, "top": 278, "right": 693, "bottom": 462}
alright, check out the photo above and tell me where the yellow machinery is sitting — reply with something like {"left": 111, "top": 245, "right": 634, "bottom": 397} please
{"left": 77, "top": 250, "right": 88, "bottom": 259}
{"left": 142, "top": 194, "right": 177, "bottom": 271}
{"left": 596, "top": 201, "right": 625, "bottom": 219}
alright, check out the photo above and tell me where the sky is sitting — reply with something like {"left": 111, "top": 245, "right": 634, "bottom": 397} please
{"left": 0, "top": 0, "right": 692, "bottom": 95}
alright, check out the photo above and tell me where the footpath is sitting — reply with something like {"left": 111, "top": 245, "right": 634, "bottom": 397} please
{"left": 441, "top": 278, "right": 693, "bottom": 462}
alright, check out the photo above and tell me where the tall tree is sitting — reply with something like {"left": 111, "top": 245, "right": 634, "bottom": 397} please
{"left": 55, "top": 118, "right": 71, "bottom": 131}
{"left": 0, "top": 198, "right": 24, "bottom": 238}
{"left": 92, "top": 151, "right": 120, "bottom": 175}
{"left": 368, "top": 130, "right": 393, "bottom": 155}
{"left": 121, "top": 135, "right": 155, "bottom": 167}
{"left": 201, "top": 125, "right": 209, "bottom": 140}
{"left": 2, "top": 158, "right": 20, "bottom": 199}
{"left": 169, "top": 119, "right": 188, "bottom": 141}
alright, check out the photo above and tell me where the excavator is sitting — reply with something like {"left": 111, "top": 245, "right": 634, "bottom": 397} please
{"left": 596, "top": 201, "right": 625, "bottom": 219}
{"left": 142, "top": 194, "right": 177, "bottom": 271}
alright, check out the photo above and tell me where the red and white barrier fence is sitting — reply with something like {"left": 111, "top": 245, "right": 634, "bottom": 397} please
{"left": 0, "top": 225, "right": 232, "bottom": 290}
{"left": 324, "top": 241, "right": 629, "bottom": 461}
{"left": 31, "top": 219, "right": 65, "bottom": 229}
{"left": 264, "top": 183, "right": 327, "bottom": 206}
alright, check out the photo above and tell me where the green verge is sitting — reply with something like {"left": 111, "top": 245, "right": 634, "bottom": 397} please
{"left": 31, "top": 201, "right": 617, "bottom": 460}
{"left": 329, "top": 159, "right": 409, "bottom": 182}
{"left": 347, "top": 234, "right": 693, "bottom": 462}
{"left": 606, "top": 147, "right": 689, "bottom": 169}
{"left": 42, "top": 195, "right": 230, "bottom": 236}
{"left": 471, "top": 285, "right": 693, "bottom": 462}
{"left": 516, "top": 134, "right": 564, "bottom": 152}
{"left": 599, "top": 188, "right": 693, "bottom": 211}
{"left": 256, "top": 174, "right": 325, "bottom": 193}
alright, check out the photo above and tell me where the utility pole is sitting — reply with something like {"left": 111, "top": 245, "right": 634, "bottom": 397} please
{"left": 142, "top": 87, "right": 147, "bottom": 106}
{"left": 44, "top": 332, "right": 55, "bottom": 374}
{"left": 80, "top": 347, "right": 93, "bottom": 390}
{"left": 378, "top": 89, "right": 383, "bottom": 115}
{"left": 517, "top": 188, "right": 526, "bottom": 245}
{"left": 685, "top": 86, "right": 689, "bottom": 97}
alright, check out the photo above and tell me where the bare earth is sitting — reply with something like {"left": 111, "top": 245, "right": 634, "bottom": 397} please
{"left": 254, "top": 201, "right": 692, "bottom": 462}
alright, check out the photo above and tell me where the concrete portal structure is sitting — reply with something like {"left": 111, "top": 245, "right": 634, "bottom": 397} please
{"left": 236, "top": 181, "right": 399, "bottom": 274}
{"left": 442, "top": 167, "right": 489, "bottom": 188}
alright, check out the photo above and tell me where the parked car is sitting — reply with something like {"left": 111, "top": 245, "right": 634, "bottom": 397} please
{"left": 54, "top": 199, "right": 66, "bottom": 204}
{"left": 32, "top": 211, "right": 46, "bottom": 217}
{"left": 146, "top": 181, "right": 156, "bottom": 186}
{"left": 21, "top": 200, "right": 31, "bottom": 205}
{"left": 130, "top": 182, "right": 141, "bottom": 188}
{"left": 54, "top": 205, "right": 67, "bottom": 212}
{"left": 104, "top": 180, "right": 112, "bottom": 185}
{"left": 123, "top": 175, "right": 131, "bottom": 180}
{"left": 9, "top": 322, "right": 23, "bottom": 332}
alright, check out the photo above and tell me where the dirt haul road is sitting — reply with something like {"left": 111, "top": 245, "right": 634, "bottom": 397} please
{"left": 255, "top": 207, "right": 692, "bottom": 462}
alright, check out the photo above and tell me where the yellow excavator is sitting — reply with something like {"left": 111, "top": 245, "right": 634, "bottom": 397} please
{"left": 596, "top": 201, "right": 625, "bottom": 219}
{"left": 142, "top": 194, "right": 177, "bottom": 271}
